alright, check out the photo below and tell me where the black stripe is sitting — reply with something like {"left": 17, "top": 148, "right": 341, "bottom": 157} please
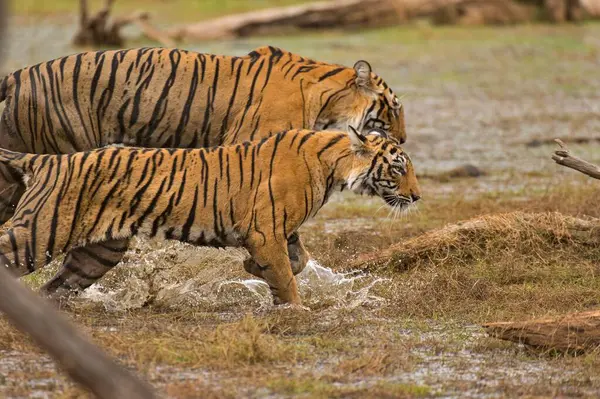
{"left": 141, "top": 50, "right": 181, "bottom": 145}
{"left": 180, "top": 186, "right": 198, "bottom": 242}
{"left": 237, "top": 148, "right": 244, "bottom": 189}
{"left": 173, "top": 58, "right": 199, "bottom": 147}
{"left": 87, "top": 178, "right": 122, "bottom": 237}
{"left": 212, "top": 177, "right": 220, "bottom": 237}
{"left": 317, "top": 134, "right": 346, "bottom": 159}
{"left": 152, "top": 193, "right": 176, "bottom": 237}
{"left": 133, "top": 177, "right": 168, "bottom": 233}
{"left": 89, "top": 53, "right": 105, "bottom": 105}
{"left": 167, "top": 153, "right": 179, "bottom": 191}
{"left": 296, "top": 132, "right": 315, "bottom": 154}
{"left": 219, "top": 58, "right": 243, "bottom": 140}
{"left": 175, "top": 169, "right": 187, "bottom": 206}
{"left": 268, "top": 134, "right": 283, "bottom": 240}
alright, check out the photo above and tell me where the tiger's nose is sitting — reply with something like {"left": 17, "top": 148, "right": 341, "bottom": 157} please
{"left": 411, "top": 193, "right": 421, "bottom": 202}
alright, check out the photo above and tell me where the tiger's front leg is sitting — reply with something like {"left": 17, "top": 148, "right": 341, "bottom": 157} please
{"left": 245, "top": 235, "right": 301, "bottom": 305}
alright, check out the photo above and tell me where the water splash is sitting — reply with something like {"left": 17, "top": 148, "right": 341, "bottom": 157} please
{"left": 80, "top": 239, "right": 386, "bottom": 312}
{"left": 297, "top": 260, "right": 387, "bottom": 309}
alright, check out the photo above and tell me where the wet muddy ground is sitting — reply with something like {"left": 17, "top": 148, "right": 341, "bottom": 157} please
{"left": 1, "top": 16, "right": 600, "bottom": 399}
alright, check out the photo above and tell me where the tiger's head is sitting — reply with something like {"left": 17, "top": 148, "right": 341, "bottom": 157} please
{"left": 315, "top": 60, "right": 406, "bottom": 144}
{"left": 345, "top": 127, "right": 420, "bottom": 210}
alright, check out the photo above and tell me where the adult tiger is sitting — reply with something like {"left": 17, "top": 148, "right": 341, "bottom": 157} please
{"left": 0, "top": 128, "right": 420, "bottom": 305}
{"left": 0, "top": 46, "right": 406, "bottom": 223}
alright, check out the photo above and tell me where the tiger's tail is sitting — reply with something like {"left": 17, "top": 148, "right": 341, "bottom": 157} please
{"left": 0, "top": 148, "right": 40, "bottom": 174}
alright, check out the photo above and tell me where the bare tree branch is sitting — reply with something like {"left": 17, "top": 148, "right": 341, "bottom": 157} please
{"left": 79, "top": 0, "right": 88, "bottom": 26}
{"left": 0, "top": 267, "right": 158, "bottom": 399}
{"left": 132, "top": 13, "right": 176, "bottom": 47}
{"left": 552, "top": 138, "right": 600, "bottom": 180}
{"left": 73, "top": 0, "right": 173, "bottom": 47}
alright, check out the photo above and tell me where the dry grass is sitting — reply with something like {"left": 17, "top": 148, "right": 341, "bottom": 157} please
{"left": 371, "top": 212, "right": 600, "bottom": 321}
{"left": 357, "top": 211, "right": 600, "bottom": 271}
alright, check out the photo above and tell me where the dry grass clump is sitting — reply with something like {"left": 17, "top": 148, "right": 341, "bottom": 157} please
{"left": 356, "top": 211, "right": 600, "bottom": 271}
{"left": 358, "top": 211, "right": 600, "bottom": 320}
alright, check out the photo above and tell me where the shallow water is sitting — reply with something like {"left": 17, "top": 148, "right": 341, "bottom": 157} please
{"left": 80, "top": 238, "right": 386, "bottom": 312}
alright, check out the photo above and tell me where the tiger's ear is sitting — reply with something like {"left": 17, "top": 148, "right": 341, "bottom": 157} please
{"left": 348, "top": 126, "right": 367, "bottom": 152}
{"left": 354, "top": 60, "right": 373, "bottom": 88}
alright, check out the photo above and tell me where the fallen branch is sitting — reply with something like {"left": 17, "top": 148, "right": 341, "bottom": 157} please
{"left": 552, "top": 138, "right": 600, "bottom": 180}
{"left": 0, "top": 267, "right": 157, "bottom": 398}
{"left": 484, "top": 310, "right": 600, "bottom": 352}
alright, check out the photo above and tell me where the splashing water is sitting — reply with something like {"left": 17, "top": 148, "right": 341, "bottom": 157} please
{"left": 297, "top": 260, "right": 387, "bottom": 309}
{"left": 80, "top": 239, "right": 386, "bottom": 312}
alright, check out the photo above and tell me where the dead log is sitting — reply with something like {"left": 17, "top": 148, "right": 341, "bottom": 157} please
{"left": 433, "top": 0, "right": 536, "bottom": 25}
{"left": 165, "top": 0, "right": 541, "bottom": 42}
{"left": 543, "top": 0, "right": 587, "bottom": 21}
{"left": 73, "top": 0, "right": 120, "bottom": 46}
{"left": 74, "top": 0, "right": 600, "bottom": 46}
{"left": 581, "top": 0, "right": 600, "bottom": 17}
{"left": 552, "top": 139, "right": 600, "bottom": 180}
{"left": 165, "top": 0, "right": 404, "bottom": 42}
{"left": 484, "top": 310, "right": 600, "bottom": 352}
{"left": 134, "top": 12, "right": 176, "bottom": 48}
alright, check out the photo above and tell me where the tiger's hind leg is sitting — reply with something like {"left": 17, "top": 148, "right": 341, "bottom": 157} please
{"left": 0, "top": 112, "right": 28, "bottom": 225}
{"left": 40, "top": 239, "right": 130, "bottom": 299}
{"left": 287, "top": 233, "right": 310, "bottom": 276}
{"left": 0, "top": 163, "right": 24, "bottom": 225}
{"left": 244, "top": 235, "right": 301, "bottom": 305}
{"left": 243, "top": 233, "right": 310, "bottom": 278}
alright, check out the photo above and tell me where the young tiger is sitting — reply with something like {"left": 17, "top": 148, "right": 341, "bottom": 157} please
{"left": 0, "top": 128, "right": 420, "bottom": 305}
